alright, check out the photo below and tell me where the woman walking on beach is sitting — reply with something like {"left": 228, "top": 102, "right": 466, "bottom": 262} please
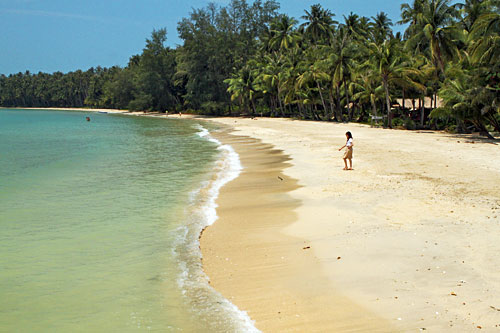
{"left": 338, "top": 131, "right": 353, "bottom": 170}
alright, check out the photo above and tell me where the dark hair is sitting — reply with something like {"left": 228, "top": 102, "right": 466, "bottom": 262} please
{"left": 346, "top": 131, "right": 352, "bottom": 140}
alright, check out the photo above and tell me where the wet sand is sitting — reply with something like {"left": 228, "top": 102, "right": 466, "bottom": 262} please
{"left": 202, "top": 118, "right": 500, "bottom": 332}
{"left": 201, "top": 129, "right": 394, "bottom": 332}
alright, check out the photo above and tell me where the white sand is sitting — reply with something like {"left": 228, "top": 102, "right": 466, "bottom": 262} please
{"left": 204, "top": 117, "right": 500, "bottom": 331}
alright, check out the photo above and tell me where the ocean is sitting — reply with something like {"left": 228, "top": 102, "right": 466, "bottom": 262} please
{"left": 0, "top": 109, "right": 257, "bottom": 332}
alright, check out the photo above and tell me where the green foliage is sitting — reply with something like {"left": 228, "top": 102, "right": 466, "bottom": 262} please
{"left": 392, "top": 117, "right": 405, "bottom": 128}
{"left": 404, "top": 117, "right": 417, "bottom": 129}
{"left": 1, "top": 0, "right": 498, "bottom": 138}
{"left": 176, "top": 0, "right": 280, "bottom": 109}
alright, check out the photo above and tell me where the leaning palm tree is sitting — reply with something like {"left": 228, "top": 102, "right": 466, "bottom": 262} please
{"left": 468, "top": 11, "right": 500, "bottom": 65}
{"left": 433, "top": 62, "right": 497, "bottom": 138}
{"left": 466, "top": 11, "right": 500, "bottom": 132}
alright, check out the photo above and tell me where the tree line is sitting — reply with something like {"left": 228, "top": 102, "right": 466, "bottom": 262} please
{"left": 0, "top": 0, "right": 498, "bottom": 136}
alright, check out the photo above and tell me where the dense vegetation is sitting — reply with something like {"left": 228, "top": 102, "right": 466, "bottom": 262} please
{"left": 1, "top": 0, "right": 499, "bottom": 136}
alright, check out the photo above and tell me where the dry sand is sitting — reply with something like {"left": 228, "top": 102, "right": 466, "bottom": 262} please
{"left": 201, "top": 118, "right": 500, "bottom": 332}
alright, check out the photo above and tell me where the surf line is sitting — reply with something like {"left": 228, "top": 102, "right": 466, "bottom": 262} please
{"left": 176, "top": 124, "right": 259, "bottom": 332}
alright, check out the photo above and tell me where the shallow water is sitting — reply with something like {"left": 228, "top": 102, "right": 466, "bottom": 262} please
{"left": 0, "top": 109, "right": 256, "bottom": 332}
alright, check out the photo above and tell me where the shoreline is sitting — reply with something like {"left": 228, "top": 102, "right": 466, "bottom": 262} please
{"left": 202, "top": 117, "right": 500, "bottom": 331}
{"left": 201, "top": 128, "right": 393, "bottom": 331}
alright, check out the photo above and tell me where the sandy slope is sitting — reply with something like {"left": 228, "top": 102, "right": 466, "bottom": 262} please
{"left": 202, "top": 117, "right": 500, "bottom": 332}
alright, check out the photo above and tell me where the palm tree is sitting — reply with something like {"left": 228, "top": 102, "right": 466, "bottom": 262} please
{"left": 350, "top": 72, "right": 384, "bottom": 119}
{"left": 406, "top": 0, "right": 461, "bottom": 74}
{"left": 399, "top": 0, "right": 426, "bottom": 38}
{"left": 468, "top": 11, "right": 500, "bottom": 65}
{"left": 322, "top": 27, "right": 356, "bottom": 121}
{"left": 224, "top": 63, "right": 258, "bottom": 115}
{"left": 433, "top": 62, "right": 497, "bottom": 137}
{"left": 455, "top": 0, "right": 494, "bottom": 32}
{"left": 466, "top": 10, "right": 500, "bottom": 132}
{"left": 363, "top": 38, "right": 424, "bottom": 127}
{"left": 300, "top": 4, "right": 337, "bottom": 45}
{"left": 370, "top": 12, "right": 394, "bottom": 43}
{"left": 296, "top": 59, "right": 330, "bottom": 119}
{"left": 269, "top": 15, "right": 300, "bottom": 52}
{"left": 254, "top": 53, "right": 291, "bottom": 116}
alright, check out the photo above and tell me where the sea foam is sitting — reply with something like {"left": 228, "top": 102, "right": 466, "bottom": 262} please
{"left": 172, "top": 123, "right": 259, "bottom": 332}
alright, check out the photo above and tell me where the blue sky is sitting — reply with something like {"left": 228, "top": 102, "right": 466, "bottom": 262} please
{"left": 0, "top": 0, "right": 408, "bottom": 75}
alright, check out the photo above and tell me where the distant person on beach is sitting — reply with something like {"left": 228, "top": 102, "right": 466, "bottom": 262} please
{"left": 338, "top": 131, "right": 353, "bottom": 170}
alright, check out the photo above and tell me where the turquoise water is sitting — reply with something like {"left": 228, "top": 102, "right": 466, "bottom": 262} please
{"left": 0, "top": 110, "right": 255, "bottom": 332}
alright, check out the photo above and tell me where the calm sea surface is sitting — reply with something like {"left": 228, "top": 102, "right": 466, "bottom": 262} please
{"left": 0, "top": 109, "right": 256, "bottom": 332}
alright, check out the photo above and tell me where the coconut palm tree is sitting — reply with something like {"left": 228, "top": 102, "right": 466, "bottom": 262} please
{"left": 455, "top": 0, "right": 495, "bottom": 32}
{"left": 269, "top": 15, "right": 300, "bottom": 52}
{"left": 399, "top": 0, "right": 426, "bottom": 38}
{"left": 433, "top": 62, "right": 497, "bottom": 137}
{"left": 300, "top": 4, "right": 337, "bottom": 45}
{"left": 406, "top": 0, "right": 461, "bottom": 74}
{"left": 296, "top": 60, "right": 330, "bottom": 119}
{"left": 254, "top": 53, "right": 291, "bottom": 116}
{"left": 321, "top": 27, "right": 356, "bottom": 121}
{"left": 224, "top": 63, "right": 258, "bottom": 115}
{"left": 468, "top": 11, "right": 500, "bottom": 65}
{"left": 370, "top": 12, "right": 394, "bottom": 43}
{"left": 350, "top": 72, "right": 384, "bottom": 119}
{"left": 363, "top": 38, "right": 425, "bottom": 127}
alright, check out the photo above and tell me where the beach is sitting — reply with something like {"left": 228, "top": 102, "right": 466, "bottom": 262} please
{"left": 2, "top": 107, "right": 194, "bottom": 119}
{"left": 201, "top": 118, "right": 500, "bottom": 331}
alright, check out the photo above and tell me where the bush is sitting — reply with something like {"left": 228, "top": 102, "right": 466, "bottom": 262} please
{"left": 404, "top": 118, "right": 416, "bottom": 130}
{"left": 200, "top": 101, "right": 227, "bottom": 115}
{"left": 392, "top": 118, "right": 404, "bottom": 127}
{"left": 128, "top": 93, "right": 153, "bottom": 111}
{"left": 445, "top": 124, "right": 457, "bottom": 133}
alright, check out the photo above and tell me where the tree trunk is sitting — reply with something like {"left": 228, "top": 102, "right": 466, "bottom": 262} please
{"left": 298, "top": 102, "right": 304, "bottom": 119}
{"left": 486, "top": 113, "right": 500, "bottom": 133}
{"left": 420, "top": 96, "right": 425, "bottom": 127}
{"left": 336, "top": 86, "right": 343, "bottom": 122}
{"left": 250, "top": 97, "right": 256, "bottom": 116}
{"left": 383, "top": 79, "right": 392, "bottom": 128}
{"left": 316, "top": 81, "right": 328, "bottom": 120}
{"left": 402, "top": 88, "right": 406, "bottom": 111}
{"left": 328, "top": 90, "right": 335, "bottom": 121}
{"left": 277, "top": 95, "right": 284, "bottom": 117}
{"left": 312, "top": 103, "right": 320, "bottom": 121}
{"left": 344, "top": 80, "right": 352, "bottom": 121}
{"left": 371, "top": 100, "right": 377, "bottom": 117}
{"left": 473, "top": 118, "right": 494, "bottom": 139}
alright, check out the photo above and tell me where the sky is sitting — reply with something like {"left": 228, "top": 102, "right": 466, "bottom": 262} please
{"left": 0, "top": 0, "right": 408, "bottom": 75}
